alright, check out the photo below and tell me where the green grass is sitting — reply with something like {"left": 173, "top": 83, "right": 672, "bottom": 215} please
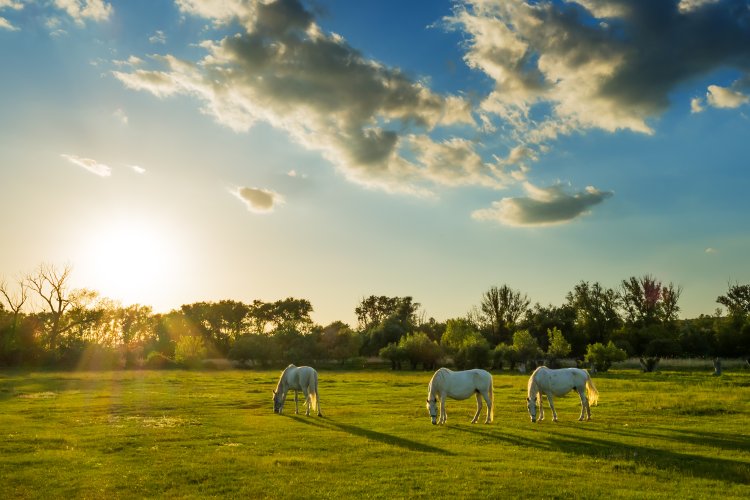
{"left": 1, "top": 368, "right": 749, "bottom": 499}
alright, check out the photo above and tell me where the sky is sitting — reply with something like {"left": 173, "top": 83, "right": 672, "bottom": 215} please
{"left": 1, "top": 0, "right": 749, "bottom": 326}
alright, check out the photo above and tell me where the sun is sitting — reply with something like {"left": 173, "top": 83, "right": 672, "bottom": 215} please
{"left": 77, "top": 216, "right": 183, "bottom": 308}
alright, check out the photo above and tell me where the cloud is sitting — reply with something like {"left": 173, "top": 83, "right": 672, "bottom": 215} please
{"left": 61, "top": 154, "right": 112, "bottom": 177}
{"left": 232, "top": 186, "right": 284, "bottom": 214}
{"left": 0, "top": 0, "right": 22, "bottom": 31}
{"left": 705, "top": 247, "right": 718, "bottom": 254}
{"left": 53, "top": 0, "right": 113, "bottom": 25}
{"left": 449, "top": 0, "right": 750, "bottom": 139}
{"left": 113, "top": 108, "right": 128, "bottom": 124}
{"left": 472, "top": 182, "right": 613, "bottom": 227}
{"left": 706, "top": 84, "right": 749, "bottom": 109}
{"left": 129, "top": 165, "right": 146, "bottom": 174}
{"left": 0, "top": 16, "right": 17, "bottom": 30}
{"left": 690, "top": 97, "right": 705, "bottom": 113}
{"left": 112, "top": 0, "right": 511, "bottom": 197}
{"left": 149, "top": 29, "right": 166, "bottom": 44}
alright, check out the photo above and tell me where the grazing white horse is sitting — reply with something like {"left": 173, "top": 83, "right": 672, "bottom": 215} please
{"left": 426, "top": 367, "right": 494, "bottom": 425}
{"left": 272, "top": 364, "right": 322, "bottom": 417}
{"left": 526, "top": 366, "right": 599, "bottom": 423}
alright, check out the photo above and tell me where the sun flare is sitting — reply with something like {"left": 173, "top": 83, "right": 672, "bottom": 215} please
{"left": 77, "top": 217, "right": 183, "bottom": 308}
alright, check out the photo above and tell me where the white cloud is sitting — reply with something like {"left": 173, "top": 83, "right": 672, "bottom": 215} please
{"left": 149, "top": 30, "right": 166, "bottom": 44}
{"left": 690, "top": 97, "right": 705, "bottom": 114}
{"left": 472, "top": 182, "right": 613, "bottom": 227}
{"left": 705, "top": 247, "right": 718, "bottom": 254}
{"left": 53, "top": 0, "right": 113, "bottom": 25}
{"left": 706, "top": 84, "right": 749, "bottom": 109}
{"left": 0, "top": 16, "right": 17, "bottom": 30}
{"left": 129, "top": 165, "right": 146, "bottom": 174}
{"left": 232, "top": 186, "right": 284, "bottom": 214}
{"left": 113, "top": 108, "right": 128, "bottom": 125}
{"left": 678, "top": 0, "right": 721, "bottom": 13}
{"left": 61, "top": 154, "right": 112, "bottom": 177}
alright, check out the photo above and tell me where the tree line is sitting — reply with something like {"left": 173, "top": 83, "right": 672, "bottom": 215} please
{"left": 1, "top": 263, "right": 749, "bottom": 370}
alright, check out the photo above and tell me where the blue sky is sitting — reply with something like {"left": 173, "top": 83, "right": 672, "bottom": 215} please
{"left": 1, "top": 0, "right": 749, "bottom": 326}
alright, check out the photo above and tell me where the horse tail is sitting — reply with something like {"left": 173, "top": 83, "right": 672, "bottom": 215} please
{"left": 585, "top": 371, "right": 599, "bottom": 406}
{"left": 310, "top": 369, "right": 319, "bottom": 412}
{"left": 488, "top": 379, "right": 494, "bottom": 423}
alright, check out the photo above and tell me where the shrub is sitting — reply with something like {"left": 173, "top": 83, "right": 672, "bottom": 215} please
{"left": 174, "top": 335, "right": 207, "bottom": 368}
{"left": 453, "top": 338, "right": 490, "bottom": 370}
{"left": 144, "top": 351, "right": 177, "bottom": 369}
{"left": 585, "top": 341, "right": 627, "bottom": 372}
{"left": 379, "top": 342, "right": 407, "bottom": 370}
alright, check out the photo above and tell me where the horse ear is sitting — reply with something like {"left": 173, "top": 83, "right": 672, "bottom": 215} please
{"left": 526, "top": 397, "right": 529, "bottom": 402}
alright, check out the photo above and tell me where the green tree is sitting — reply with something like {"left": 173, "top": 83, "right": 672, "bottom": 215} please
{"left": 474, "top": 285, "right": 530, "bottom": 345}
{"left": 174, "top": 335, "right": 207, "bottom": 367}
{"left": 566, "top": 281, "right": 621, "bottom": 346}
{"left": 398, "top": 332, "right": 442, "bottom": 370}
{"left": 546, "top": 327, "right": 571, "bottom": 368}
{"left": 441, "top": 318, "right": 482, "bottom": 353}
{"left": 716, "top": 283, "right": 750, "bottom": 318}
{"left": 512, "top": 329, "right": 541, "bottom": 368}
{"left": 379, "top": 342, "right": 407, "bottom": 370}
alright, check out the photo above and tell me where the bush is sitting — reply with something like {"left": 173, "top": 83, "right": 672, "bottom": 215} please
{"left": 174, "top": 336, "right": 207, "bottom": 368}
{"left": 144, "top": 351, "right": 177, "bottom": 369}
{"left": 545, "top": 327, "right": 571, "bottom": 368}
{"left": 585, "top": 341, "right": 627, "bottom": 372}
{"left": 398, "top": 332, "right": 442, "bottom": 370}
{"left": 453, "top": 338, "right": 490, "bottom": 370}
{"left": 379, "top": 342, "right": 407, "bottom": 370}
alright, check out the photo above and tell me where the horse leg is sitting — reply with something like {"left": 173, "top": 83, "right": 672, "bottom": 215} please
{"left": 547, "top": 395, "right": 558, "bottom": 422}
{"left": 472, "top": 392, "right": 482, "bottom": 424}
{"left": 482, "top": 392, "right": 492, "bottom": 424}
{"left": 294, "top": 390, "right": 299, "bottom": 414}
{"left": 538, "top": 394, "right": 545, "bottom": 421}
{"left": 578, "top": 389, "right": 591, "bottom": 421}
{"left": 440, "top": 395, "right": 447, "bottom": 425}
{"left": 303, "top": 389, "right": 311, "bottom": 416}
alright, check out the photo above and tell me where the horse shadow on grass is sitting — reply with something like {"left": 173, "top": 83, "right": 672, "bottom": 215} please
{"left": 544, "top": 432, "right": 750, "bottom": 485}
{"left": 286, "top": 415, "right": 454, "bottom": 456}
{"left": 584, "top": 425, "right": 750, "bottom": 454}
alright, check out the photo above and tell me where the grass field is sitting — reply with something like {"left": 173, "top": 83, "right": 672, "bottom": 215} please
{"left": 1, "top": 367, "right": 749, "bottom": 499}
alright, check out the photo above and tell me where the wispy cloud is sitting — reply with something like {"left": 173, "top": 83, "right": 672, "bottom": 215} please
{"left": 706, "top": 84, "right": 749, "bottom": 109}
{"left": 129, "top": 165, "right": 146, "bottom": 174}
{"left": 0, "top": 16, "right": 17, "bottom": 30}
{"left": 149, "top": 29, "right": 166, "bottom": 44}
{"left": 0, "top": 0, "right": 22, "bottom": 31}
{"left": 472, "top": 183, "right": 613, "bottom": 227}
{"left": 113, "top": 107, "right": 128, "bottom": 125}
{"left": 61, "top": 154, "right": 112, "bottom": 177}
{"left": 231, "top": 186, "right": 284, "bottom": 214}
{"left": 53, "top": 0, "right": 113, "bottom": 25}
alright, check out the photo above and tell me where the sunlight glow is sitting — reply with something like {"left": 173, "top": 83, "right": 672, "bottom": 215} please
{"left": 77, "top": 216, "right": 183, "bottom": 308}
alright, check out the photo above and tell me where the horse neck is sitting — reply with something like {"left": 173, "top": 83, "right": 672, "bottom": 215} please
{"left": 528, "top": 374, "right": 540, "bottom": 399}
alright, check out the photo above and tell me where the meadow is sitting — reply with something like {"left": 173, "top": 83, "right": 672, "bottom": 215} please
{"left": 1, "top": 367, "right": 749, "bottom": 499}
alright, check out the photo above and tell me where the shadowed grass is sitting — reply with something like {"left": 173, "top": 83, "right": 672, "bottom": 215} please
{"left": 0, "top": 368, "right": 748, "bottom": 498}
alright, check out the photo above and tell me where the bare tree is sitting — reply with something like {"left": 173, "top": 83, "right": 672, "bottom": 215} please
{"left": 25, "top": 263, "right": 95, "bottom": 350}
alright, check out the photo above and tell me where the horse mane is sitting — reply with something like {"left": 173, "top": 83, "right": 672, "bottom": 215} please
{"left": 527, "top": 367, "right": 542, "bottom": 400}
{"left": 427, "top": 367, "right": 449, "bottom": 399}
{"left": 276, "top": 364, "right": 296, "bottom": 392}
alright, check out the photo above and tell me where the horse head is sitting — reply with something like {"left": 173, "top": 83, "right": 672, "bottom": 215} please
{"left": 526, "top": 397, "right": 538, "bottom": 423}
{"left": 273, "top": 389, "right": 283, "bottom": 414}
{"left": 426, "top": 398, "right": 438, "bottom": 425}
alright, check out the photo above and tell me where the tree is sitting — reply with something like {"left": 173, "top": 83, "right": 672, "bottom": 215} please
{"left": 522, "top": 303, "right": 576, "bottom": 354}
{"left": 398, "top": 332, "right": 442, "bottom": 370}
{"left": 620, "top": 275, "right": 682, "bottom": 327}
{"left": 474, "top": 285, "right": 530, "bottom": 345}
{"left": 566, "top": 281, "right": 621, "bottom": 346}
{"left": 174, "top": 335, "right": 207, "bottom": 367}
{"left": 358, "top": 296, "right": 420, "bottom": 355}
{"left": 379, "top": 342, "right": 407, "bottom": 370}
{"left": 546, "top": 327, "right": 571, "bottom": 368}
{"left": 512, "top": 330, "right": 540, "bottom": 369}
{"left": 319, "top": 321, "right": 361, "bottom": 364}
{"left": 717, "top": 283, "right": 750, "bottom": 318}
{"left": 441, "top": 318, "right": 482, "bottom": 353}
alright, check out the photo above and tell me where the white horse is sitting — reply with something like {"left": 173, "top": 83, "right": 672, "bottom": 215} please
{"left": 272, "top": 364, "right": 322, "bottom": 417}
{"left": 526, "top": 366, "right": 599, "bottom": 423}
{"left": 426, "top": 367, "right": 494, "bottom": 425}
